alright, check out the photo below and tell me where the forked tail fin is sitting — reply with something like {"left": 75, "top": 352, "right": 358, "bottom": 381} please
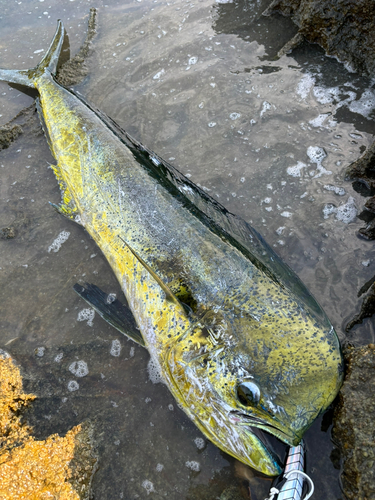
{"left": 0, "top": 20, "right": 65, "bottom": 88}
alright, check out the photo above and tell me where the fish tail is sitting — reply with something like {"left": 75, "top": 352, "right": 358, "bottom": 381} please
{"left": 0, "top": 20, "right": 65, "bottom": 88}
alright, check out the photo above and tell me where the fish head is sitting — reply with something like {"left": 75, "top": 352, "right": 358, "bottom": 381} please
{"left": 164, "top": 304, "right": 343, "bottom": 476}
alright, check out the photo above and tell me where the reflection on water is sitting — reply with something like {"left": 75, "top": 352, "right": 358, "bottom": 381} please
{"left": 0, "top": 0, "right": 374, "bottom": 498}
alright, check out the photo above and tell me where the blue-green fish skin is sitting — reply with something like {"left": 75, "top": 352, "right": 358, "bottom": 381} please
{"left": 0, "top": 20, "right": 343, "bottom": 476}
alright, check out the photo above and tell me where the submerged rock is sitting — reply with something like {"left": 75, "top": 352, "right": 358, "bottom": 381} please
{"left": 263, "top": 0, "right": 375, "bottom": 77}
{"left": 0, "top": 354, "right": 97, "bottom": 499}
{"left": 346, "top": 277, "right": 375, "bottom": 332}
{"left": 346, "top": 141, "right": 375, "bottom": 193}
{"left": 346, "top": 142, "right": 375, "bottom": 240}
{"left": 0, "top": 123, "right": 22, "bottom": 150}
{"left": 332, "top": 345, "right": 375, "bottom": 499}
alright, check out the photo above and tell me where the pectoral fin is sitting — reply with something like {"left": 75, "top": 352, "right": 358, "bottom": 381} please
{"left": 118, "top": 236, "right": 184, "bottom": 309}
{"left": 73, "top": 282, "right": 145, "bottom": 346}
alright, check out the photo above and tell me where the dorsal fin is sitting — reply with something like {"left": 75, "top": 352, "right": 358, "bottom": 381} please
{"left": 70, "top": 91, "right": 328, "bottom": 326}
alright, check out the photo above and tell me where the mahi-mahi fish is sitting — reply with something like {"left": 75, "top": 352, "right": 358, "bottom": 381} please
{"left": 0, "top": 20, "right": 343, "bottom": 475}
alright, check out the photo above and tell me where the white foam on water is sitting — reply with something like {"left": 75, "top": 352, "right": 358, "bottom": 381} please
{"left": 188, "top": 56, "right": 198, "bottom": 65}
{"left": 54, "top": 352, "right": 63, "bottom": 362}
{"left": 362, "top": 260, "right": 370, "bottom": 267}
{"left": 77, "top": 308, "right": 95, "bottom": 327}
{"left": 208, "top": 122, "right": 216, "bottom": 127}
{"left": 280, "top": 211, "right": 292, "bottom": 218}
{"left": 323, "top": 184, "right": 346, "bottom": 196}
{"left": 323, "top": 203, "right": 337, "bottom": 219}
{"left": 110, "top": 339, "right": 122, "bottom": 357}
{"left": 313, "top": 86, "right": 340, "bottom": 105}
{"left": 106, "top": 293, "right": 116, "bottom": 304}
{"left": 156, "top": 463, "right": 164, "bottom": 472}
{"left": 323, "top": 197, "right": 357, "bottom": 223}
{"left": 69, "top": 360, "right": 89, "bottom": 377}
{"left": 153, "top": 69, "right": 165, "bottom": 80}
{"left": 287, "top": 161, "right": 306, "bottom": 177}
{"left": 276, "top": 226, "right": 285, "bottom": 235}
{"left": 48, "top": 230, "right": 70, "bottom": 253}
{"left": 129, "top": 346, "right": 135, "bottom": 358}
{"left": 35, "top": 347, "right": 45, "bottom": 357}
{"left": 142, "top": 480, "right": 155, "bottom": 495}
{"left": 260, "top": 101, "right": 272, "bottom": 117}
{"left": 0, "top": 349, "right": 10, "bottom": 359}
{"left": 307, "top": 146, "right": 327, "bottom": 164}
{"left": 349, "top": 89, "right": 375, "bottom": 118}
{"left": 185, "top": 461, "right": 201, "bottom": 472}
{"left": 296, "top": 74, "right": 315, "bottom": 99}
{"left": 307, "top": 146, "right": 332, "bottom": 178}
{"left": 67, "top": 380, "right": 79, "bottom": 392}
{"left": 194, "top": 437, "right": 205, "bottom": 450}
{"left": 229, "top": 112, "right": 241, "bottom": 120}
{"left": 309, "top": 113, "right": 330, "bottom": 127}
{"left": 335, "top": 196, "right": 357, "bottom": 223}
{"left": 147, "top": 356, "right": 165, "bottom": 384}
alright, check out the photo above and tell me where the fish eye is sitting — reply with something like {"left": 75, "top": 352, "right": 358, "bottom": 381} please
{"left": 236, "top": 381, "right": 260, "bottom": 406}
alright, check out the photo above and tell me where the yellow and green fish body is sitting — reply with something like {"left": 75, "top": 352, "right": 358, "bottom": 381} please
{"left": 0, "top": 21, "right": 343, "bottom": 476}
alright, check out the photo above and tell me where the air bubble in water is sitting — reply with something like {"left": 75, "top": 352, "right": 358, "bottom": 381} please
{"left": 48, "top": 230, "right": 70, "bottom": 253}
{"left": 142, "top": 480, "right": 155, "bottom": 494}
{"left": 67, "top": 380, "right": 79, "bottom": 392}
{"left": 106, "top": 293, "right": 116, "bottom": 304}
{"left": 77, "top": 308, "right": 95, "bottom": 327}
{"left": 147, "top": 356, "right": 164, "bottom": 384}
{"left": 185, "top": 461, "right": 201, "bottom": 472}
{"left": 35, "top": 347, "right": 45, "bottom": 357}
{"left": 69, "top": 360, "right": 89, "bottom": 377}
{"left": 194, "top": 437, "right": 205, "bottom": 450}
{"left": 110, "top": 339, "right": 122, "bottom": 357}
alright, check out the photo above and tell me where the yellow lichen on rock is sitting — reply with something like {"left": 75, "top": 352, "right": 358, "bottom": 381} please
{"left": 0, "top": 355, "right": 92, "bottom": 500}
{"left": 0, "top": 355, "right": 35, "bottom": 450}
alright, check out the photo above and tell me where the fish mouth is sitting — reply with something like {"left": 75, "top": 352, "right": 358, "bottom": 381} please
{"left": 230, "top": 410, "right": 298, "bottom": 447}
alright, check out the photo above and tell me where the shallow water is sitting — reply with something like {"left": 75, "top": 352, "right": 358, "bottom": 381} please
{"left": 0, "top": 0, "right": 374, "bottom": 498}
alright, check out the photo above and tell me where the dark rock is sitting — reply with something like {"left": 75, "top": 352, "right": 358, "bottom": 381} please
{"left": 345, "top": 281, "right": 375, "bottom": 331}
{"left": 0, "top": 124, "right": 22, "bottom": 150}
{"left": 345, "top": 142, "right": 375, "bottom": 240}
{"left": 364, "top": 197, "right": 375, "bottom": 213}
{"left": 0, "top": 213, "right": 31, "bottom": 241}
{"left": 358, "top": 219, "right": 375, "bottom": 240}
{"left": 332, "top": 345, "right": 375, "bottom": 499}
{"left": 345, "top": 141, "right": 375, "bottom": 190}
{"left": 0, "top": 227, "right": 17, "bottom": 240}
{"left": 263, "top": 0, "right": 375, "bottom": 77}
